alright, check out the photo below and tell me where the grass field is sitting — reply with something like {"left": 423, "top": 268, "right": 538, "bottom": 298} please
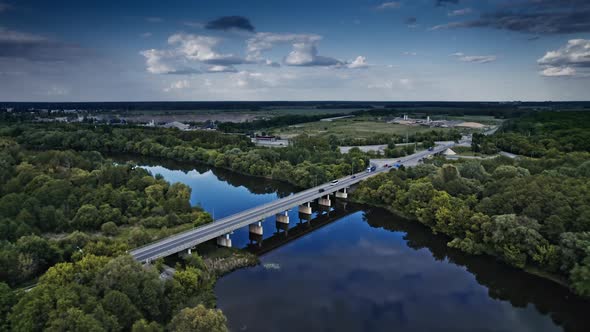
{"left": 273, "top": 117, "right": 451, "bottom": 139}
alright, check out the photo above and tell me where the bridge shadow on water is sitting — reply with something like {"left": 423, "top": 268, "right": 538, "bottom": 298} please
{"left": 244, "top": 201, "right": 359, "bottom": 256}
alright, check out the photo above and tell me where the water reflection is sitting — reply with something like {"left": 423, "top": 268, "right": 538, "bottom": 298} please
{"left": 113, "top": 156, "right": 589, "bottom": 332}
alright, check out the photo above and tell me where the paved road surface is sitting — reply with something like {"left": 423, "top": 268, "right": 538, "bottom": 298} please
{"left": 130, "top": 141, "right": 457, "bottom": 262}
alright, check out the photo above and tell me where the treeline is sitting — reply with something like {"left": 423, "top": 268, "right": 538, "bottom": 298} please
{"left": 0, "top": 139, "right": 233, "bottom": 331}
{"left": 1, "top": 123, "right": 372, "bottom": 188}
{"left": 354, "top": 148, "right": 590, "bottom": 297}
{"left": 217, "top": 113, "right": 347, "bottom": 133}
{"left": 0, "top": 140, "right": 213, "bottom": 286}
{"left": 2, "top": 255, "right": 228, "bottom": 331}
{"left": 478, "top": 111, "right": 590, "bottom": 156}
{"left": 336, "top": 129, "right": 462, "bottom": 147}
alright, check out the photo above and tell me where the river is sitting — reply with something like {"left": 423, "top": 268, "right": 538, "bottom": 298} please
{"left": 130, "top": 158, "right": 589, "bottom": 332}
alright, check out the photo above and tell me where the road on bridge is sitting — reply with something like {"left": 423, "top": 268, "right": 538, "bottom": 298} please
{"left": 130, "top": 141, "right": 457, "bottom": 262}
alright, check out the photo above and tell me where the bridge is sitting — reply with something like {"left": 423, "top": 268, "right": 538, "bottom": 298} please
{"left": 130, "top": 141, "right": 458, "bottom": 263}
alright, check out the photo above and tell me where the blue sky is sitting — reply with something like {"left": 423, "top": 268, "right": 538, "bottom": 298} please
{"left": 0, "top": 0, "right": 589, "bottom": 101}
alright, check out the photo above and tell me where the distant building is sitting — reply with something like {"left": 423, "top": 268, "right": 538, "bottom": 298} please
{"left": 162, "top": 121, "right": 190, "bottom": 131}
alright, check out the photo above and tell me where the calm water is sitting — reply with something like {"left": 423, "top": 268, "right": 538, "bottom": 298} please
{"left": 133, "top": 158, "right": 590, "bottom": 332}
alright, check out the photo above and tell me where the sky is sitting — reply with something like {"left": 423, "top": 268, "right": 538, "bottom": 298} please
{"left": 0, "top": 0, "right": 589, "bottom": 101}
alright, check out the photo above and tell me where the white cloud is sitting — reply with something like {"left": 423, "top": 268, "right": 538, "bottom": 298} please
{"left": 448, "top": 8, "right": 472, "bottom": 17}
{"left": 246, "top": 32, "right": 344, "bottom": 67}
{"left": 168, "top": 33, "right": 246, "bottom": 65}
{"left": 141, "top": 32, "right": 152, "bottom": 38}
{"left": 164, "top": 79, "right": 190, "bottom": 92}
{"left": 206, "top": 65, "right": 238, "bottom": 73}
{"left": 403, "top": 51, "right": 417, "bottom": 56}
{"left": 140, "top": 49, "right": 198, "bottom": 74}
{"left": 540, "top": 67, "right": 576, "bottom": 77}
{"left": 376, "top": 2, "right": 401, "bottom": 10}
{"left": 347, "top": 56, "right": 369, "bottom": 69}
{"left": 452, "top": 52, "right": 497, "bottom": 64}
{"left": 538, "top": 39, "right": 590, "bottom": 77}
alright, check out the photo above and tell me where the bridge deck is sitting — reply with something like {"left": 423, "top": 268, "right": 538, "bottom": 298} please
{"left": 130, "top": 142, "right": 457, "bottom": 262}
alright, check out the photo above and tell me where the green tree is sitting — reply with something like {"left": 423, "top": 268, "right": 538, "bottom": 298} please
{"left": 168, "top": 305, "right": 228, "bottom": 332}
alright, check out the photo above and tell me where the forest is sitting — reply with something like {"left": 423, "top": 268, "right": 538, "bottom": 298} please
{"left": 353, "top": 112, "right": 590, "bottom": 297}
{"left": 0, "top": 139, "right": 227, "bottom": 331}
{"left": 1, "top": 110, "right": 589, "bottom": 330}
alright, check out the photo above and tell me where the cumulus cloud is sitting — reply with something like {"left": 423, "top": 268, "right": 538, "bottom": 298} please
{"left": 246, "top": 32, "right": 353, "bottom": 67}
{"left": 376, "top": 2, "right": 401, "bottom": 10}
{"left": 168, "top": 33, "right": 247, "bottom": 65}
{"left": 452, "top": 52, "right": 497, "bottom": 64}
{"left": 448, "top": 8, "right": 472, "bottom": 17}
{"left": 346, "top": 56, "right": 369, "bottom": 69}
{"left": 0, "top": 27, "right": 86, "bottom": 62}
{"left": 205, "top": 16, "right": 255, "bottom": 32}
{"left": 541, "top": 66, "right": 576, "bottom": 77}
{"left": 538, "top": 39, "right": 590, "bottom": 77}
{"left": 140, "top": 33, "right": 250, "bottom": 75}
{"left": 432, "top": 0, "right": 590, "bottom": 34}
{"left": 140, "top": 49, "right": 199, "bottom": 75}
{"left": 284, "top": 41, "right": 342, "bottom": 67}
{"left": 205, "top": 65, "right": 238, "bottom": 73}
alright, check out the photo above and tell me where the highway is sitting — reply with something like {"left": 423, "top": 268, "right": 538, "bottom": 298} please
{"left": 130, "top": 141, "right": 456, "bottom": 262}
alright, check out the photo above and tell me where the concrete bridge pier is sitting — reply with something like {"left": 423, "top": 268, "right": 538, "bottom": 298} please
{"left": 249, "top": 221, "right": 264, "bottom": 246}
{"left": 249, "top": 221, "right": 263, "bottom": 235}
{"left": 318, "top": 195, "right": 331, "bottom": 207}
{"left": 335, "top": 187, "right": 348, "bottom": 199}
{"left": 217, "top": 233, "right": 232, "bottom": 247}
{"left": 276, "top": 211, "right": 290, "bottom": 234}
{"left": 299, "top": 202, "right": 312, "bottom": 215}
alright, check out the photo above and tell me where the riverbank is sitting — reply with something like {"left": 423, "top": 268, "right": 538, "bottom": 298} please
{"left": 202, "top": 247, "right": 259, "bottom": 277}
{"left": 348, "top": 196, "right": 577, "bottom": 294}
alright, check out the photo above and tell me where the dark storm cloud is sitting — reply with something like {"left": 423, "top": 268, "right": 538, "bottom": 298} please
{"left": 432, "top": 0, "right": 590, "bottom": 34}
{"left": 0, "top": 28, "right": 86, "bottom": 62}
{"left": 436, "top": 0, "right": 459, "bottom": 6}
{"left": 205, "top": 16, "right": 255, "bottom": 32}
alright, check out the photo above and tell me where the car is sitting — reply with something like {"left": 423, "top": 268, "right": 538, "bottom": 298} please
{"left": 319, "top": 188, "right": 325, "bottom": 193}
{"left": 352, "top": 175, "right": 356, "bottom": 179}
{"left": 384, "top": 164, "right": 389, "bottom": 168}
{"left": 397, "top": 160, "right": 402, "bottom": 163}
{"left": 330, "top": 180, "right": 339, "bottom": 186}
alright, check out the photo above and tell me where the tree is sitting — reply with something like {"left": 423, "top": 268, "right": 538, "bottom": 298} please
{"left": 101, "top": 222, "right": 119, "bottom": 236}
{"left": 570, "top": 258, "right": 590, "bottom": 297}
{"left": 168, "top": 305, "right": 228, "bottom": 332}
{"left": 132, "top": 319, "right": 163, "bottom": 332}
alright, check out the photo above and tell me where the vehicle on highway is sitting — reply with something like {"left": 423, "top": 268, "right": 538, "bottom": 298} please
{"left": 352, "top": 175, "right": 356, "bottom": 179}
{"left": 370, "top": 166, "right": 377, "bottom": 172}
{"left": 428, "top": 147, "right": 434, "bottom": 151}
{"left": 397, "top": 160, "right": 402, "bottom": 163}
{"left": 330, "top": 180, "right": 339, "bottom": 185}
{"left": 319, "top": 188, "right": 325, "bottom": 193}
{"left": 384, "top": 164, "right": 389, "bottom": 168}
